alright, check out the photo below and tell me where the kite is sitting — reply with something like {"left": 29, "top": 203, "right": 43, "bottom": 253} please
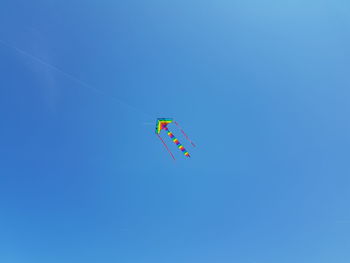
{"left": 155, "top": 118, "right": 196, "bottom": 160}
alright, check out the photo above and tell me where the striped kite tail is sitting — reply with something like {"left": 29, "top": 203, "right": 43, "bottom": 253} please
{"left": 164, "top": 127, "right": 190, "bottom": 157}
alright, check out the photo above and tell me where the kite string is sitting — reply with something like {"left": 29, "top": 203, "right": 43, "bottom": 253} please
{"left": 173, "top": 121, "right": 196, "bottom": 147}
{"left": 156, "top": 133, "right": 175, "bottom": 161}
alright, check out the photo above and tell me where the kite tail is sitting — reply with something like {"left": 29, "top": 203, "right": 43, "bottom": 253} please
{"left": 156, "top": 133, "right": 176, "bottom": 161}
{"left": 173, "top": 121, "right": 196, "bottom": 147}
{"left": 164, "top": 127, "right": 190, "bottom": 158}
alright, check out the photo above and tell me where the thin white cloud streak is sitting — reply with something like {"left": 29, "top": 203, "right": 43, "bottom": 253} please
{"left": 0, "top": 39, "right": 152, "bottom": 118}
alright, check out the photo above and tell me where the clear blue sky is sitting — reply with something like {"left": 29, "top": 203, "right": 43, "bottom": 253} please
{"left": 1, "top": 1, "right": 350, "bottom": 262}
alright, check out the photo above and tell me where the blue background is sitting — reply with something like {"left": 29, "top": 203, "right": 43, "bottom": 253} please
{"left": 1, "top": 1, "right": 350, "bottom": 262}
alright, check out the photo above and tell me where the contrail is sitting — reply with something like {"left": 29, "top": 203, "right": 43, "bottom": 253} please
{"left": 0, "top": 39, "right": 152, "bottom": 118}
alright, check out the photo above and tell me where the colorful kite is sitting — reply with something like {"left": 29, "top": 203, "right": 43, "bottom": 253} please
{"left": 155, "top": 118, "right": 196, "bottom": 160}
